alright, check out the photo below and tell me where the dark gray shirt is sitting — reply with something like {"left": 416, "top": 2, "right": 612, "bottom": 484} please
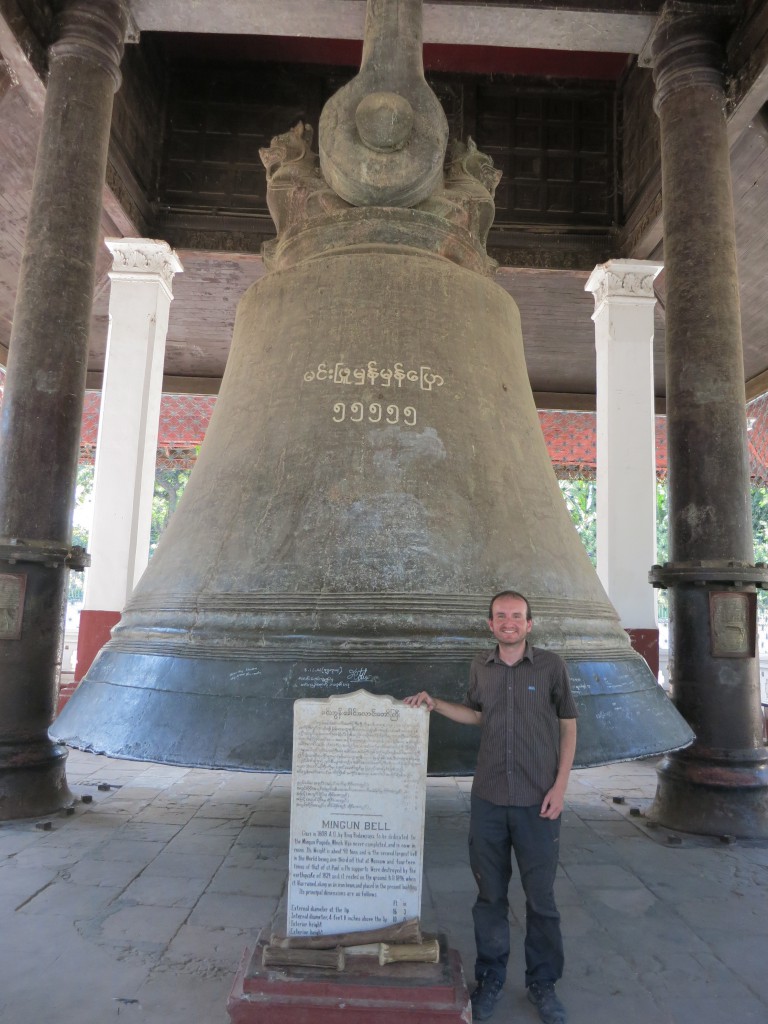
{"left": 464, "top": 642, "right": 578, "bottom": 807}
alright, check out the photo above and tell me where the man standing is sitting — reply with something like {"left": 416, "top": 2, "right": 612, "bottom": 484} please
{"left": 405, "top": 591, "right": 577, "bottom": 1024}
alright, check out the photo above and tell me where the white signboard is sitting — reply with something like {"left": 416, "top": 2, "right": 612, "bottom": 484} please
{"left": 288, "top": 689, "right": 429, "bottom": 936}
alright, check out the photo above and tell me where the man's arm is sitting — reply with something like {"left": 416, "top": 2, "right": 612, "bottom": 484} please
{"left": 540, "top": 717, "right": 577, "bottom": 820}
{"left": 403, "top": 691, "right": 482, "bottom": 726}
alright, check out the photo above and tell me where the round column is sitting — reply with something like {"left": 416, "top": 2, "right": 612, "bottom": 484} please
{"left": 0, "top": 0, "right": 128, "bottom": 819}
{"left": 649, "top": 2, "right": 768, "bottom": 836}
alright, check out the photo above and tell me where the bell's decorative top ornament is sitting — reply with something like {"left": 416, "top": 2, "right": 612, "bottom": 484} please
{"left": 318, "top": 0, "right": 448, "bottom": 207}
{"left": 54, "top": 0, "right": 693, "bottom": 772}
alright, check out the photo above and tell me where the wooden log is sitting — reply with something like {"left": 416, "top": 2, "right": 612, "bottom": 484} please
{"left": 270, "top": 917, "right": 422, "bottom": 950}
{"left": 344, "top": 939, "right": 441, "bottom": 965}
{"left": 380, "top": 940, "right": 440, "bottom": 965}
{"left": 261, "top": 945, "right": 345, "bottom": 971}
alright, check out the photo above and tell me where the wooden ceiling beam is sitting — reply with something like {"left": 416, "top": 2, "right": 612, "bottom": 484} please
{"left": 85, "top": 371, "right": 223, "bottom": 396}
{"left": 534, "top": 391, "right": 596, "bottom": 411}
{"left": 746, "top": 368, "right": 768, "bottom": 402}
{"left": 532, "top": 391, "right": 667, "bottom": 413}
{"left": 727, "top": 0, "right": 768, "bottom": 144}
{"left": 0, "top": 54, "right": 15, "bottom": 103}
{"left": 621, "top": 0, "right": 768, "bottom": 263}
{"left": 127, "top": 0, "right": 659, "bottom": 54}
{"left": 0, "top": 0, "right": 47, "bottom": 111}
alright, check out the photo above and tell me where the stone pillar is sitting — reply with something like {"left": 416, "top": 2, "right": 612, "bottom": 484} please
{"left": 648, "top": 2, "right": 768, "bottom": 837}
{"left": 586, "top": 259, "right": 663, "bottom": 676}
{"left": 76, "top": 240, "right": 183, "bottom": 682}
{"left": 0, "top": 0, "right": 128, "bottom": 819}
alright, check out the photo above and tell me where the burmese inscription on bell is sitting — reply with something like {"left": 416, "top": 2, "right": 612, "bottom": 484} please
{"left": 288, "top": 689, "right": 428, "bottom": 936}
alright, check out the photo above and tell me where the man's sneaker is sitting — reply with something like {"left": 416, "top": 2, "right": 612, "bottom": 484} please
{"left": 470, "top": 974, "right": 503, "bottom": 1021}
{"left": 527, "top": 981, "right": 567, "bottom": 1024}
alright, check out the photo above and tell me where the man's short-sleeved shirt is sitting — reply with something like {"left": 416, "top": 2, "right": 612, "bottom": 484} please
{"left": 464, "top": 642, "right": 578, "bottom": 807}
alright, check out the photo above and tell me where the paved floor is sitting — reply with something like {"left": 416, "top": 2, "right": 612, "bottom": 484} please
{"left": 1, "top": 751, "right": 767, "bottom": 1023}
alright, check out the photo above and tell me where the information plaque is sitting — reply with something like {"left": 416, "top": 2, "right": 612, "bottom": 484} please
{"left": 288, "top": 689, "right": 429, "bottom": 937}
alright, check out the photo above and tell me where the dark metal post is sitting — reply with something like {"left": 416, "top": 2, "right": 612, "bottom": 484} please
{"left": 0, "top": 0, "right": 127, "bottom": 819}
{"left": 649, "top": 1, "right": 768, "bottom": 836}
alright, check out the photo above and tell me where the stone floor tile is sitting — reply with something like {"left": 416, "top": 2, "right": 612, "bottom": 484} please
{"left": 563, "top": 862, "right": 647, "bottom": 888}
{"left": 583, "top": 817, "right": 648, "bottom": 839}
{"left": 95, "top": 901, "right": 191, "bottom": 952}
{"left": 671, "top": 894, "right": 768, "bottom": 934}
{"left": 188, "top": 892, "right": 280, "bottom": 931}
{"left": 161, "top": 837, "right": 238, "bottom": 861}
{"left": 0, "top": 926, "right": 151, "bottom": 1024}
{"left": 121, "top": 872, "right": 208, "bottom": 909}
{"left": 584, "top": 897, "right": 711, "bottom": 956}
{"left": 220, "top": 845, "right": 288, "bottom": 871}
{"left": 0, "top": 864, "right": 61, "bottom": 909}
{"left": 0, "top": 830, "right": 40, "bottom": 857}
{"left": 194, "top": 802, "right": 252, "bottom": 820}
{"left": 164, "top": 921, "right": 257, "bottom": 972}
{"left": 558, "top": 842, "right": 624, "bottom": 865}
{"left": 132, "top": 965, "right": 234, "bottom": 1024}
{"left": 424, "top": 863, "right": 475, "bottom": 894}
{"left": 106, "top": 825, "right": 180, "bottom": 850}
{"left": 17, "top": 879, "right": 124, "bottom": 917}
{"left": 6, "top": 841, "right": 79, "bottom": 869}
{"left": 64, "top": 855, "right": 144, "bottom": 887}
{"left": 141, "top": 850, "right": 225, "bottom": 879}
{"left": 207, "top": 865, "right": 286, "bottom": 897}
{"left": 235, "top": 824, "right": 289, "bottom": 848}
{"left": 173, "top": 816, "right": 243, "bottom": 838}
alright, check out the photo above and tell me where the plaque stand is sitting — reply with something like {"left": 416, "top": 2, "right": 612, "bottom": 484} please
{"left": 227, "top": 938, "right": 470, "bottom": 1024}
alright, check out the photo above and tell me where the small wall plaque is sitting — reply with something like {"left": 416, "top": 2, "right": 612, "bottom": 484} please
{"left": 709, "top": 591, "right": 756, "bottom": 658}
{"left": 0, "top": 573, "right": 26, "bottom": 640}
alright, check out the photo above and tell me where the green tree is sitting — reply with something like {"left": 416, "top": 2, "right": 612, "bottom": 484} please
{"left": 68, "top": 464, "right": 94, "bottom": 606}
{"left": 558, "top": 477, "right": 597, "bottom": 566}
{"left": 558, "top": 474, "right": 671, "bottom": 618}
{"left": 656, "top": 478, "right": 669, "bottom": 563}
{"left": 151, "top": 464, "right": 192, "bottom": 554}
{"left": 655, "top": 478, "right": 669, "bottom": 620}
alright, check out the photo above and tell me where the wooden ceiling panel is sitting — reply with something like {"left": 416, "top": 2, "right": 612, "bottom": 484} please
{"left": 2, "top": 2, "right": 767, "bottom": 406}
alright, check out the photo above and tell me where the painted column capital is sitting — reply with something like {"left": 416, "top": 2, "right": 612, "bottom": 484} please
{"left": 585, "top": 259, "right": 663, "bottom": 318}
{"left": 105, "top": 238, "right": 184, "bottom": 298}
{"left": 49, "top": 0, "right": 129, "bottom": 92}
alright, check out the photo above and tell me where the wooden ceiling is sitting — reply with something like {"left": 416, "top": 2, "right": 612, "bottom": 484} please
{"left": 2, "top": 0, "right": 768, "bottom": 408}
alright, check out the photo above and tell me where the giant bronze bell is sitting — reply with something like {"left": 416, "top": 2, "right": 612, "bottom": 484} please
{"left": 55, "top": 0, "right": 693, "bottom": 771}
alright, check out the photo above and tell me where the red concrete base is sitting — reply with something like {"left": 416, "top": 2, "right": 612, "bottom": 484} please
{"left": 75, "top": 609, "right": 121, "bottom": 682}
{"left": 626, "top": 627, "right": 659, "bottom": 678}
{"left": 227, "top": 940, "right": 470, "bottom": 1024}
